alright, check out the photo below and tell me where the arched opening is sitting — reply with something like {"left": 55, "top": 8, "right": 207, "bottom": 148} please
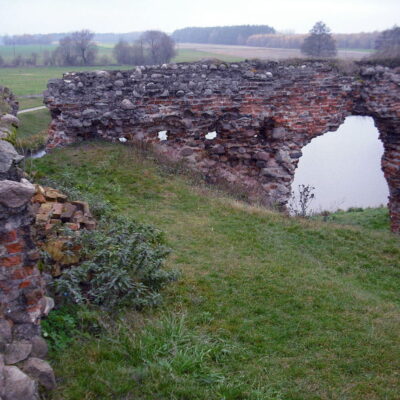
{"left": 291, "top": 116, "right": 389, "bottom": 213}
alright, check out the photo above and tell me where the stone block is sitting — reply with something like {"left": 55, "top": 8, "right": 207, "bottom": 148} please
{"left": 60, "top": 203, "right": 77, "bottom": 221}
{"left": 30, "top": 336, "right": 48, "bottom": 359}
{"left": 3, "top": 366, "right": 36, "bottom": 400}
{"left": 0, "top": 179, "right": 35, "bottom": 208}
{"left": 4, "top": 340, "right": 32, "bottom": 364}
{"left": 22, "top": 357, "right": 56, "bottom": 390}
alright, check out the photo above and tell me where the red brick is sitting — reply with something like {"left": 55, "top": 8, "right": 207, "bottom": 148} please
{"left": 12, "top": 267, "right": 34, "bottom": 280}
{"left": 0, "top": 254, "right": 23, "bottom": 267}
{"left": 5, "top": 241, "right": 24, "bottom": 254}
{"left": 0, "top": 230, "right": 17, "bottom": 244}
{"left": 19, "top": 280, "right": 32, "bottom": 289}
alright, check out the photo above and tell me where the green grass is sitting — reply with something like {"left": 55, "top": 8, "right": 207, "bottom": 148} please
{"left": 0, "top": 44, "right": 113, "bottom": 62}
{"left": 0, "top": 65, "right": 134, "bottom": 96}
{"left": 314, "top": 207, "right": 390, "bottom": 231}
{"left": 0, "top": 44, "right": 58, "bottom": 61}
{"left": 18, "top": 97, "right": 44, "bottom": 110}
{"left": 32, "top": 142, "right": 400, "bottom": 400}
{"left": 16, "top": 108, "right": 51, "bottom": 152}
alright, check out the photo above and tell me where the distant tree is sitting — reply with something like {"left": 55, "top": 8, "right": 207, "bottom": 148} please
{"left": 43, "top": 50, "right": 56, "bottom": 66}
{"left": 0, "top": 55, "right": 4, "bottom": 67}
{"left": 113, "top": 39, "right": 133, "bottom": 64}
{"left": 26, "top": 52, "right": 38, "bottom": 66}
{"left": 374, "top": 26, "right": 400, "bottom": 58}
{"left": 3, "top": 33, "right": 53, "bottom": 45}
{"left": 113, "top": 39, "right": 145, "bottom": 65}
{"left": 301, "top": 21, "right": 337, "bottom": 57}
{"left": 140, "top": 31, "right": 176, "bottom": 64}
{"left": 172, "top": 25, "right": 275, "bottom": 45}
{"left": 53, "top": 30, "right": 98, "bottom": 66}
{"left": 54, "top": 36, "right": 78, "bottom": 66}
{"left": 70, "top": 30, "right": 98, "bottom": 65}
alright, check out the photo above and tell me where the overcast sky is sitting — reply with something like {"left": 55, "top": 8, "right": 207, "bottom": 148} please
{"left": 0, "top": 0, "right": 398, "bottom": 35}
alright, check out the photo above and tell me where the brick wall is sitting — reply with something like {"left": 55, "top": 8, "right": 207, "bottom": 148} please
{"left": 0, "top": 88, "right": 55, "bottom": 400}
{"left": 43, "top": 61, "right": 400, "bottom": 232}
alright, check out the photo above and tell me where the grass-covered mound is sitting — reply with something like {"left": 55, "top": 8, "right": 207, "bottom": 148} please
{"left": 313, "top": 207, "right": 390, "bottom": 231}
{"left": 33, "top": 142, "right": 400, "bottom": 400}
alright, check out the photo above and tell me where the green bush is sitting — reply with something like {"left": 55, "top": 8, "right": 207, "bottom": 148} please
{"left": 41, "top": 306, "right": 79, "bottom": 351}
{"left": 54, "top": 216, "right": 178, "bottom": 309}
{"left": 41, "top": 306, "right": 107, "bottom": 351}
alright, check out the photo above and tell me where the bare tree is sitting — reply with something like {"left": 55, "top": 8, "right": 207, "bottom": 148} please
{"left": 70, "top": 30, "right": 98, "bottom": 65}
{"left": 113, "top": 39, "right": 146, "bottom": 65}
{"left": 301, "top": 21, "right": 337, "bottom": 58}
{"left": 140, "top": 30, "right": 176, "bottom": 64}
{"left": 54, "top": 30, "right": 98, "bottom": 66}
{"left": 54, "top": 36, "right": 78, "bottom": 66}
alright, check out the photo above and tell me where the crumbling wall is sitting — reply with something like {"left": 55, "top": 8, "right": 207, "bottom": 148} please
{"left": 43, "top": 61, "right": 400, "bottom": 232}
{"left": 0, "top": 88, "right": 55, "bottom": 400}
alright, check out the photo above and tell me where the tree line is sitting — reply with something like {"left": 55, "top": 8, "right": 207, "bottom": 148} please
{"left": 0, "top": 25, "right": 399, "bottom": 67}
{"left": 172, "top": 25, "right": 275, "bottom": 45}
{"left": 0, "top": 30, "right": 176, "bottom": 67}
{"left": 299, "top": 22, "right": 400, "bottom": 61}
{"left": 247, "top": 32, "right": 380, "bottom": 50}
{"left": 0, "top": 32, "right": 143, "bottom": 46}
{"left": 2, "top": 34, "right": 53, "bottom": 45}
{"left": 113, "top": 31, "right": 176, "bottom": 65}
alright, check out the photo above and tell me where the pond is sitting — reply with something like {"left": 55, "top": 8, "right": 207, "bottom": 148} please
{"left": 291, "top": 116, "right": 389, "bottom": 213}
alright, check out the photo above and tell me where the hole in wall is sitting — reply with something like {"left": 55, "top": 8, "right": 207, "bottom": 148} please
{"left": 205, "top": 131, "right": 217, "bottom": 140}
{"left": 158, "top": 130, "right": 169, "bottom": 141}
{"left": 291, "top": 116, "right": 389, "bottom": 213}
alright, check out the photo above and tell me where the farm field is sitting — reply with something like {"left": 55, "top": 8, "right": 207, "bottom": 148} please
{"left": 178, "top": 42, "right": 371, "bottom": 60}
{"left": 0, "top": 44, "right": 112, "bottom": 62}
{"left": 31, "top": 141, "right": 400, "bottom": 400}
{"left": 0, "top": 65, "right": 133, "bottom": 96}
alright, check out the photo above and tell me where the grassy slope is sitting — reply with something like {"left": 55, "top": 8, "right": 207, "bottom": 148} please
{"left": 314, "top": 207, "right": 390, "bottom": 231}
{"left": 33, "top": 142, "right": 400, "bottom": 400}
{"left": 16, "top": 108, "right": 51, "bottom": 152}
{"left": 18, "top": 108, "right": 51, "bottom": 137}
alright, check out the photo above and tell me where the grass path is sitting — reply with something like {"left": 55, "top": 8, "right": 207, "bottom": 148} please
{"left": 33, "top": 142, "right": 400, "bottom": 400}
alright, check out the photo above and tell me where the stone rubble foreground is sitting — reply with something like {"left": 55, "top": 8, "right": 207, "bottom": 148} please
{"left": 0, "top": 87, "right": 55, "bottom": 400}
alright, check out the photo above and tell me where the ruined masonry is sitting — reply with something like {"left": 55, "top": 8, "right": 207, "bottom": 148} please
{"left": 44, "top": 61, "right": 400, "bottom": 232}
{"left": 0, "top": 87, "right": 55, "bottom": 400}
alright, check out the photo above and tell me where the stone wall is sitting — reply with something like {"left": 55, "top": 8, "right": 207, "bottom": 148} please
{"left": 0, "top": 88, "right": 55, "bottom": 400}
{"left": 43, "top": 61, "right": 400, "bottom": 232}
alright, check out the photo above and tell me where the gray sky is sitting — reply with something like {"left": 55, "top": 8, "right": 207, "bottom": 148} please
{"left": 0, "top": 0, "right": 398, "bottom": 35}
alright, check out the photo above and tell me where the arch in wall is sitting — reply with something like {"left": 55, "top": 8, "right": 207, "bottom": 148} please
{"left": 290, "top": 115, "right": 389, "bottom": 213}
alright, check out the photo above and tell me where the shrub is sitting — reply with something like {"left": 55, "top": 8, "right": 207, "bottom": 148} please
{"left": 288, "top": 184, "right": 316, "bottom": 217}
{"left": 41, "top": 306, "right": 106, "bottom": 351}
{"left": 53, "top": 216, "right": 178, "bottom": 309}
